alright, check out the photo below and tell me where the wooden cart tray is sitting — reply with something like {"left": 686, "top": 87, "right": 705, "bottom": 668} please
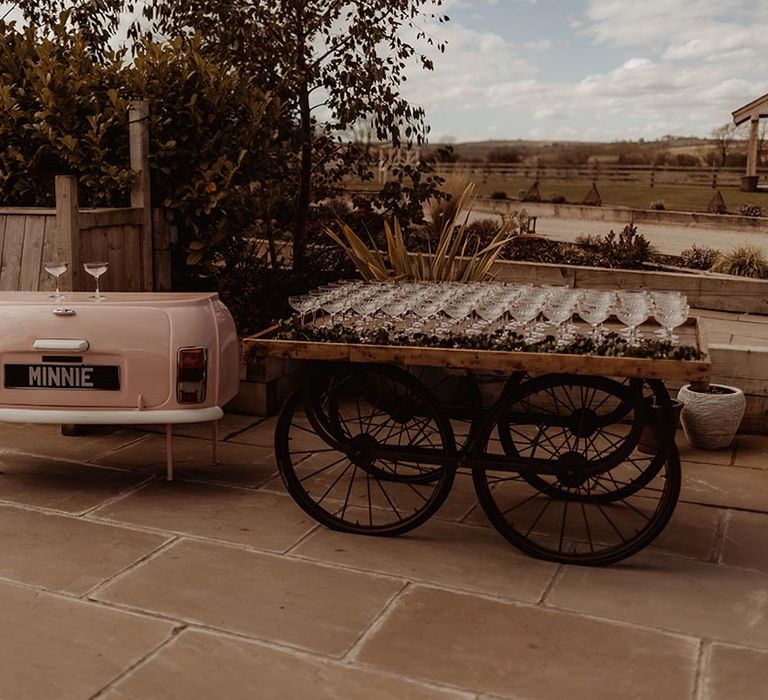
{"left": 245, "top": 317, "right": 711, "bottom": 384}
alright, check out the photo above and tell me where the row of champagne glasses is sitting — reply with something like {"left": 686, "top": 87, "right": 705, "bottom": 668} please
{"left": 44, "top": 261, "right": 109, "bottom": 302}
{"left": 289, "top": 282, "right": 690, "bottom": 347}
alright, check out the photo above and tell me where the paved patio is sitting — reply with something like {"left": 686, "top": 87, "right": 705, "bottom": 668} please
{"left": 1, "top": 416, "right": 767, "bottom": 699}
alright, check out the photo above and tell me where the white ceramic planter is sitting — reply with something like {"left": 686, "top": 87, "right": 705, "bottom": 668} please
{"left": 677, "top": 384, "right": 746, "bottom": 450}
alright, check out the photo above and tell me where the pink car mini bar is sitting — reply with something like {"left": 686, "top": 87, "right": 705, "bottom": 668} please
{"left": 0, "top": 292, "right": 240, "bottom": 480}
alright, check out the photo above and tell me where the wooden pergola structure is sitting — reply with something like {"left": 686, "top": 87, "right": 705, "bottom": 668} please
{"left": 733, "top": 92, "right": 768, "bottom": 191}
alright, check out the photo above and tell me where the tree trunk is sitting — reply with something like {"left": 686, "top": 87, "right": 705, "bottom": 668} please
{"left": 292, "top": 3, "right": 311, "bottom": 273}
{"left": 293, "top": 81, "right": 312, "bottom": 271}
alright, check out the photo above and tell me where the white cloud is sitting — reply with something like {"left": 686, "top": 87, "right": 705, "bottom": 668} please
{"left": 403, "top": 21, "right": 534, "bottom": 109}
{"left": 406, "top": 0, "right": 768, "bottom": 140}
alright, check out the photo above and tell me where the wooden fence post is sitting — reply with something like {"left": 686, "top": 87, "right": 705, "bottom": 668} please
{"left": 129, "top": 100, "right": 154, "bottom": 291}
{"left": 152, "top": 208, "right": 173, "bottom": 291}
{"left": 55, "top": 175, "right": 80, "bottom": 291}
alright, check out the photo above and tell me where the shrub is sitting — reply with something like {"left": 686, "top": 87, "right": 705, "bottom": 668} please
{"left": 486, "top": 147, "right": 523, "bottom": 164}
{"left": 671, "top": 153, "right": 701, "bottom": 167}
{"left": 711, "top": 247, "right": 768, "bottom": 279}
{"left": 0, "top": 19, "right": 133, "bottom": 206}
{"left": 465, "top": 218, "right": 504, "bottom": 243}
{"left": 507, "top": 238, "right": 579, "bottom": 265}
{"left": 649, "top": 200, "right": 666, "bottom": 210}
{"left": 0, "top": 19, "right": 282, "bottom": 270}
{"left": 213, "top": 240, "right": 354, "bottom": 335}
{"left": 574, "top": 233, "right": 603, "bottom": 249}
{"left": 572, "top": 226, "right": 652, "bottom": 269}
{"left": 680, "top": 245, "right": 720, "bottom": 270}
{"left": 740, "top": 203, "right": 763, "bottom": 218}
{"left": 490, "top": 191, "right": 508, "bottom": 200}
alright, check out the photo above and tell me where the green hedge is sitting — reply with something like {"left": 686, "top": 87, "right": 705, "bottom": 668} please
{"left": 0, "top": 20, "right": 282, "bottom": 266}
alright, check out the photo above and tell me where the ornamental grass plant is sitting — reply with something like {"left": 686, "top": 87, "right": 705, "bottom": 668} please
{"left": 325, "top": 183, "right": 518, "bottom": 282}
{"left": 711, "top": 246, "right": 768, "bottom": 279}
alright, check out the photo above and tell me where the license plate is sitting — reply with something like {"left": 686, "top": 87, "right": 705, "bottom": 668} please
{"left": 4, "top": 364, "right": 120, "bottom": 390}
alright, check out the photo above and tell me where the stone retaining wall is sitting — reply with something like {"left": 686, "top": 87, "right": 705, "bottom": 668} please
{"left": 477, "top": 198, "right": 768, "bottom": 232}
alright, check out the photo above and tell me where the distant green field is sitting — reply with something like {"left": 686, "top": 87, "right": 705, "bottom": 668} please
{"left": 473, "top": 177, "right": 765, "bottom": 213}
{"left": 349, "top": 176, "right": 767, "bottom": 214}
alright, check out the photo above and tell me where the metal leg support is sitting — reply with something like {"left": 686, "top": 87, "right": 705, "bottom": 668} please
{"left": 165, "top": 423, "right": 174, "bottom": 482}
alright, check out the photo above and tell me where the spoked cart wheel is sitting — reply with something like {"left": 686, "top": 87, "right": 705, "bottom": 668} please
{"left": 497, "top": 376, "right": 671, "bottom": 503}
{"left": 473, "top": 373, "right": 681, "bottom": 565}
{"left": 275, "top": 363, "right": 457, "bottom": 536}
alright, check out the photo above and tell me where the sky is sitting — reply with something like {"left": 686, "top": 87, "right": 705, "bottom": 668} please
{"left": 2, "top": 0, "right": 767, "bottom": 143}
{"left": 403, "top": 0, "right": 768, "bottom": 142}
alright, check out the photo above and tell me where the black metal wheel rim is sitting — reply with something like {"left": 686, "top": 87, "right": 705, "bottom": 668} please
{"left": 275, "top": 363, "right": 457, "bottom": 536}
{"left": 473, "top": 373, "right": 681, "bottom": 565}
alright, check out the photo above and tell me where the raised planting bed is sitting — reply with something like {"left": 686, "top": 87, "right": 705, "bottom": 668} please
{"left": 489, "top": 258, "right": 768, "bottom": 316}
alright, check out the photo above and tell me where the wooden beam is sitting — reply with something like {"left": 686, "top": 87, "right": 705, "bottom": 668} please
{"left": 732, "top": 92, "right": 768, "bottom": 125}
{"left": 54, "top": 176, "right": 80, "bottom": 291}
{"left": 747, "top": 118, "right": 760, "bottom": 178}
{"left": 129, "top": 100, "right": 154, "bottom": 291}
{"left": 79, "top": 207, "right": 143, "bottom": 229}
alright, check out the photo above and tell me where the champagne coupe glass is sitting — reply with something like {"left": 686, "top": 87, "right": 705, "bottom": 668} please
{"left": 83, "top": 261, "right": 108, "bottom": 302}
{"left": 351, "top": 295, "right": 382, "bottom": 335}
{"left": 475, "top": 298, "right": 506, "bottom": 335}
{"left": 442, "top": 297, "right": 474, "bottom": 335}
{"left": 578, "top": 290, "right": 615, "bottom": 340}
{"left": 511, "top": 289, "right": 546, "bottom": 342}
{"left": 320, "top": 292, "right": 346, "bottom": 328}
{"left": 380, "top": 290, "right": 409, "bottom": 330}
{"left": 542, "top": 289, "right": 577, "bottom": 345}
{"left": 411, "top": 298, "right": 441, "bottom": 335}
{"left": 653, "top": 294, "right": 690, "bottom": 343}
{"left": 615, "top": 291, "right": 650, "bottom": 346}
{"left": 44, "top": 260, "right": 68, "bottom": 301}
{"left": 288, "top": 294, "right": 316, "bottom": 319}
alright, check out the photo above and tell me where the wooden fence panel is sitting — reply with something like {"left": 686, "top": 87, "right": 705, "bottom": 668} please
{"left": 0, "top": 202, "right": 169, "bottom": 293}
{"left": 79, "top": 222, "right": 145, "bottom": 293}
{"left": 0, "top": 213, "right": 55, "bottom": 291}
{"left": 39, "top": 216, "right": 57, "bottom": 292}
{"left": 19, "top": 215, "right": 46, "bottom": 290}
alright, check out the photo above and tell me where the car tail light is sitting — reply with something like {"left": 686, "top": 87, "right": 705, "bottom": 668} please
{"left": 177, "top": 347, "right": 208, "bottom": 404}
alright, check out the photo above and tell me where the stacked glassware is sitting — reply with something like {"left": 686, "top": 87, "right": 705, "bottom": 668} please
{"left": 288, "top": 281, "right": 690, "bottom": 348}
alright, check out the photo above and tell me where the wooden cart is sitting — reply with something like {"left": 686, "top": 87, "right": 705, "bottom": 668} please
{"left": 246, "top": 318, "right": 710, "bottom": 566}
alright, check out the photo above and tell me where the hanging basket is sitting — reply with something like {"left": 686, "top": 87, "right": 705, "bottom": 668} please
{"left": 677, "top": 384, "right": 745, "bottom": 450}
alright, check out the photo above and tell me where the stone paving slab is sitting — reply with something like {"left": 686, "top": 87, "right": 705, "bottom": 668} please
{"left": 294, "top": 511, "right": 557, "bottom": 601}
{"left": 701, "top": 644, "right": 768, "bottom": 700}
{"left": 681, "top": 462, "right": 768, "bottom": 512}
{"left": 733, "top": 433, "right": 768, "bottom": 469}
{"left": 134, "top": 413, "right": 265, "bottom": 441}
{"left": 94, "top": 539, "right": 403, "bottom": 657}
{"left": 1, "top": 419, "right": 768, "bottom": 698}
{"left": 0, "top": 504, "right": 167, "bottom": 595}
{"left": 228, "top": 416, "right": 280, "bottom": 448}
{"left": 101, "top": 630, "right": 467, "bottom": 700}
{"left": 0, "top": 580, "right": 175, "bottom": 700}
{"left": 91, "top": 480, "right": 316, "bottom": 552}
{"left": 0, "top": 424, "right": 146, "bottom": 461}
{"left": 357, "top": 586, "right": 698, "bottom": 700}
{"left": 721, "top": 510, "right": 768, "bottom": 573}
{"left": 93, "top": 434, "right": 278, "bottom": 488}
{"left": 548, "top": 551, "right": 768, "bottom": 648}
{"left": 0, "top": 451, "right": 150, "bottom": 513}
